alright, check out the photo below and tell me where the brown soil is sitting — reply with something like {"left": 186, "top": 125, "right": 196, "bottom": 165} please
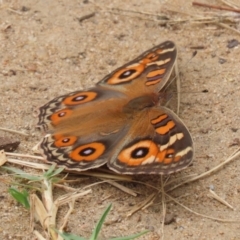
{"left": 0, "top": 0, "right": 240, "bottom": 239}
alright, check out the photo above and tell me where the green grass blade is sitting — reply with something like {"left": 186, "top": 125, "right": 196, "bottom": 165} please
{"left": 43, "top": 164, "right": 64, "bottom": 178}
{"left": 2, "top": 166, "right": 41, "bottom": 181}
{"left": 8, "top": 187, "right": 30, "bottom": 209}
{"left": 89, "top": 203, "right": 112, "bottom": 240}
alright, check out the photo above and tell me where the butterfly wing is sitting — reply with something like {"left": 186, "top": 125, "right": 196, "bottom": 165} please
{"left": 98, "top": 41, "right": 177, "bottom": 97}
{"left": 37, "top": 86, "right": 131, "bottom": 170}
{"left": 108, "top": 106, "right": 194, "bottom": 175}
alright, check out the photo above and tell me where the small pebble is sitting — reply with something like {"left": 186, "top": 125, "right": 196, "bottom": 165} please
{"left": 219, "top": 58, "right": 227, "bottom": 64}
{"left": 227, "top": 39, "right": 239, "bottom": 48}
{"left": 164, "top": 213, "right": 175, "bottom": 225}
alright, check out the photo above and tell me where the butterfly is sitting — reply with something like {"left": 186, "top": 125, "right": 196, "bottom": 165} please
{"left": 36, "top": 41, "right": 194, "bottom": 175}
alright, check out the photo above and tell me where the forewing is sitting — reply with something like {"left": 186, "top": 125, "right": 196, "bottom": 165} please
{"left": 98, "top": 41, "right": 177, "bottom": 96}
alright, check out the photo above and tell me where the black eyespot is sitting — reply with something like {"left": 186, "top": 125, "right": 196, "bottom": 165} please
{"left": 62, "top": 138, "right": 70, "bottom": 143}
{"left": 119, "top": 69, "right": 136, "bottom": 79}
{"left": 131, "top": 147, "right": 149, "bottom": 159}
{"left": 80, "top": 147, "right": 95, "bottom": 156}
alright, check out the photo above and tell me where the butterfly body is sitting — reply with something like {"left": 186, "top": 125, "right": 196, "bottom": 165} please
{"left": 37, "top": 41, "right": 194, "bottom": 174}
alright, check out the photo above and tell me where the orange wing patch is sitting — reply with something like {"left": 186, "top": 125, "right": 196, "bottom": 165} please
{"left": 63, "top": 91, "right": 98, "bottom": 105}
{"left": 117, "top": 140, "right": 182, "bottom": 167}
{"left": 53, "top": 134, "right": 77, "bottom": 147}
{"left": 155, "top": 120, "right": 175, "bottom": 135}
{"left": 70, "top": 142, "right": 105, "bottom": 162}
{"left": 50, "top": 108, "right": 73, "bottom": 126}
{"left": 106, "top": 64, "right": 144, "bottom": 85}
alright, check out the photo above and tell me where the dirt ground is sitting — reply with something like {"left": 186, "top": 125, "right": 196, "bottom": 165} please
{"left": 1, "top": 0, "right": 240, "bottom": 239}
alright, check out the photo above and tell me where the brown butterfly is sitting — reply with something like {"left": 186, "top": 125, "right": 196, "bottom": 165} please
{"left": 36, "top": 41, "right": 194, "bottom": 175}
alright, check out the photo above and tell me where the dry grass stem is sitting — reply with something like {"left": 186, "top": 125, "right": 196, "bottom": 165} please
{"left": 7, "top": 7, "right": 23, "bottom": 15}
{"left": 59, "top": 200, "right": 75, "bottom": 232}
{"left": 222, "top": 0, "right": 240, "bottom": 9}
{"left": 7, "top": 158, "right": 51, "bottom": 170}
{"left": 160, "top": 176, "right": 166, "bottom": 240}
{"left": 6, "top": 152, "right": 44, "bottom": 160}
{"left": 208, "top": 189, "right": 234, "bottom": 210}
{"left": 0, "top": 150, "right": 7, "bottom": 166}
{"left": 53, "top": 183, "right": 78, "bottom": 192}
{"left": 192, "top": 1, "right": 240, "bottom": 13}
{"left": 173, "top": 59, "right": 181, "bottom": 115}
{"left": 33, "top": 230, "right": 46, "bottom": 240}
{"left": 105, "top": 4, "right": 240, "bottom": 37}
{"left": 99, "top": 178, "right": 137, "bottom": 196}
{"left": 108, "top": 7, "right": 168, "bottom": 19}
{"left": 54, "top": 189, "right": 92, "bottom": 207}
{"left": 105, "top": 7, "right": 188, "bottom": 24}
{"left": 0, "top": 127, "right": 29, "bottom": 136}
{"left": 30, "top": 194, "right": 49, "bottom": 230}
{"left": 217, "top": 22, "right": 240, "bottom": 35}
{"left": 165, "top": 174, "right": 198, "bottom": 187}
{"left": 126, "top": 193, "right": 156, "bottom": 217}
{"left": 167, "top": 148, "right": 240, "bottom": 192}
{"left": 79, "top": 171, "right": 132, "bottom": 181}
{"left": 166, "top": 193, "right": 239, "bottom": 222}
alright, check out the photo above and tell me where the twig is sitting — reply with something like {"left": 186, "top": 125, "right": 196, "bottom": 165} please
{"left": 109, "top": 7, "right": 168, "bottom": 19}
{"left": 0, "top": 150, "right": 7, "bottom": 166}
{"left": 222, "top": 0, "right": 240, "bottom": 9}
{"left": 160, "top": 176, "right": 166, "bottom": 239}
{"left": 166, "top": 193, "right": 239, "bottom": 222}
{"left": 175, "top": 58, "right": 180, "bottom": 115}
{"left": 107, "top": 7, "right": 188, "bottom": 24}
{"left": 59, "top": 200, "right": 75, "bottom": 231}
{"left": 0, "top": 127, "right": 29, "bottom": 136}
{"left": 167, "top": 147, "right": 240, "bottom": 192}
{"left": 208, "top": 189, "right": 234, "bottom": 210}
{"left": 126, "top": 193, "right": 156, "bottom": 217}
{"left": 7, "top": 7, "right": 23, "bottom": 15}
{"left": 33, "top": 230, "right": 46, "bottom": 240}
{"left": 77, "top": 12, "right": 95, "bottom": 22}
{"left": 6, "top": 152, "right": 43, "bottom": 160}
{"left": 192, "top": 1, "right": 240, "bottom": 13}
{"left": 99, "top": 178, "right": 137, "bottom": 197}
{"left": 217, "top": 22, "right": 240, "bottom": 35}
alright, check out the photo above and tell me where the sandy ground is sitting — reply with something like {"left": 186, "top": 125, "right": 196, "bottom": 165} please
{"left": 0, "top": 0, "right": 240, "bottom": 239}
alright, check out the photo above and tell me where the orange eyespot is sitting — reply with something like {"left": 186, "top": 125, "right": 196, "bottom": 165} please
{"left": 63, "top": 91, "right": 97, "bottom": 105}
{"left": 53, "top": 134, "right": 77, "bottom": 147}
{"left": 106, "top": 64, "right": 144, "bottom": 85}
{"left": 69, "top": 142, "right": 105, "bottom": 162}
{"left": 156, "top": 148, "right": 175, "bottom": 164}
{"left": 50, "top": 108, "right": 73, "bottom": 126}
{"left": 118, "top": 140, "right": 159, "bottom": 166}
